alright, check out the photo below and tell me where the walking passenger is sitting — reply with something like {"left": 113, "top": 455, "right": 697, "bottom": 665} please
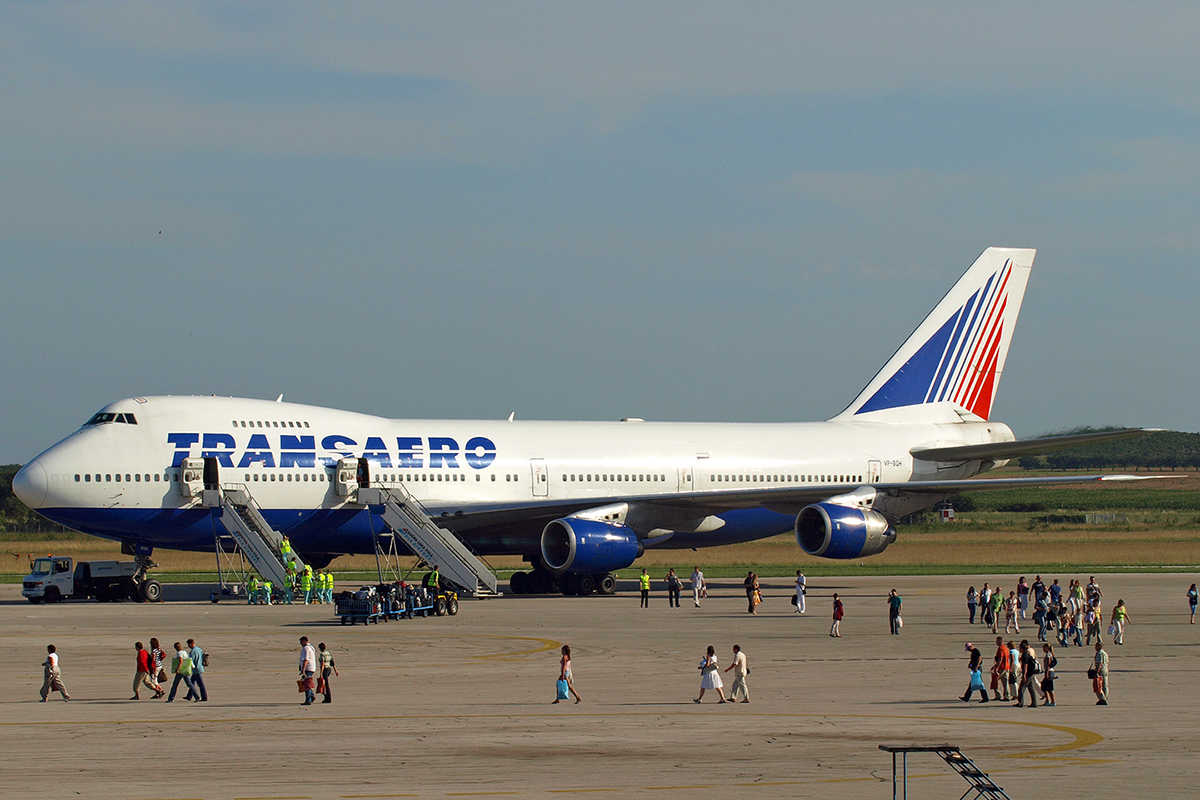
{"left": 691, "top": 566, "right": 705, "bottom": 607}
{"left": 795, "top": 570, "right": 806, "bottom": 614}
{"left": 39, "top": 644, "right": 70, "bottom": 702}
{"left": 966, "top": 586, "right": 977, "bottom": 624}
{"left": 165, "top": 642, "right": 195, "bottom": 702}
{"left": 187, "top": 638, "right": 208, "bottom": 702}
{"left": 979, "top": 584, "right": 992, "bottom": 627}
{"left": 1017, "top": 577, "right": 1029, "bottom": 619}
{"left": 991, "top": 637, "right": 1010, "bottom": 701}
{"left": 694, "top": 645, "right": 726, "bottom": 704}
{"left": 1110, "top": 600, "right": 1131, "bottom": 645}
{"left": 831, "top": 593, "right": 844, "bottom": 637}
{"left": 318, "top": 642, "right": 338, "bottom": 704}
{"left": 961, "top": 642, "right": 988, "bottom": 703}
{"left": 1004, "top": 591, "right": 1020, "bottom": 634}
{"left": 1189, "top": 583, "right": 1198, "bottom": 624}
{"left": 1092, "top": 642, "right": 1109, "bottom": 704}
{"left": 1039, "top": 644, "right": 1057, "bottom": 706}
{"left": 131, "top": 641, "right": 163, "bottom": 700}
{"left": 744, "top": 571, "right": 759, "bottom": 614}
{"left": 298, "top": 636, "right": 317, "bottom": 706}
{"left": 664, "top": 569, "right": 682, "bottom": 608}
{"left": 990, "top": 589, "right": 1004, "bottom": 633}
{"left": 724, "top": 644, "right": 750, "bottom": 703}
{"left": 888, "top": 589, "right": 902, "bottom": 634}
{"left": 1015, "top": 640, "right": 1038, "bottom": 707}
{"left": 149, "top": 638, "right": 167, "bottom": 685}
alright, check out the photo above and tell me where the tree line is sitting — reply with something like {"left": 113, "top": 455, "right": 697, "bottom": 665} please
{"left": 1016, "top": 428, "right": 1200, "bottom": 472}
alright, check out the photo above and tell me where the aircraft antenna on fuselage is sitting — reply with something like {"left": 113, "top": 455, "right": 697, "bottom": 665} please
{"left": 507, "top": 411, "right": 515, "bottom": 422}
{"left": 276, "top": 394, "right": 284, "bottom": 403}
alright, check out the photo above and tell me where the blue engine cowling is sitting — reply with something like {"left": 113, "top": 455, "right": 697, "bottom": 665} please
{"left": 795, "top": 502, "right": 897, "bottom": 559}
{"left": 541, "top": 518, "right": 644, "bottom": 575}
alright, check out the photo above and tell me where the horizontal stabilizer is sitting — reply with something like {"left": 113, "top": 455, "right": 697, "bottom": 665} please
{"left": 911, "top": 428, "right": 1151, "bottom": 463}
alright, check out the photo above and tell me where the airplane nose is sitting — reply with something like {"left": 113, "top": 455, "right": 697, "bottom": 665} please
{"left": 12, "top": 461, "right": 48, "bottom": 508}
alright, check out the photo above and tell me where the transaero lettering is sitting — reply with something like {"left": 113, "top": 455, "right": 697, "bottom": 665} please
{"left": 167, "top": 433, "right": 497, "bottom": 469}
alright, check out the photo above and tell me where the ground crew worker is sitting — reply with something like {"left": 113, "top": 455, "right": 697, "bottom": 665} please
{"left": 262, "top": 579, "right": 273, "bottom": 605}
{"left": 248, "top": 575, "right": 260, "bottom": 605}
{"left": 302, "top": 565, "right": 314, "bottom": 604}
{"left": 429, "top": 566, "right": 441, "bottom": 592}
{"left": 284, "top": 564, "right": 295, "bottom": 604}
{"left": 280, "top": 535, "right": 292, "bottom": 562}
{"left": 324, "top": 570, "right": 335, "bottom": 603}
{"left": 639, "top": 569, "right": 651, "bottom": 608}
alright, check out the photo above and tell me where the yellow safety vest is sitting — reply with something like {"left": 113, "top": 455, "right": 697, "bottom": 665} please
{"left": 640, "top": 574, "right": 650, "bottom": 590}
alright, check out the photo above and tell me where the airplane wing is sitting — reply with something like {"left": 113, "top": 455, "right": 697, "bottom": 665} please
{"left": 425, "top": 472, "right": 1170, "bottom": 532}
{"left": 910, "top": 428, "right": 1151, "bottom": 462}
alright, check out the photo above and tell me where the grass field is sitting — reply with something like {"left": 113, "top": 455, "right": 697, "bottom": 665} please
{"left": 4, "top": 472, "right": 1197, "bottom": 581}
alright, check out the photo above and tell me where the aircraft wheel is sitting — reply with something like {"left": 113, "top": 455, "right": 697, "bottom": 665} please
{"left": 141, "top": 579, "right": 163, "bottom": 603}
{"left": 527, "top": 571, "right": 548, "bottom": 594}
{"left": 509, "top": 571, "right": 528, "bottom": 594}
{"left": 577, "top": 574, "right": 596, "bottom": 596}
{"left": 596, "top": 573, "right": 617, "bottom": 595}
{"left": 560, "top": 574, "right": 579, "bottom": 596}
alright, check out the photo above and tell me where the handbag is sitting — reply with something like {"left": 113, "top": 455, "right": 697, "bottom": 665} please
{"left": 556, "top": 679, "right": 570, "bottom": 701}
{"left": 790, "top": 594, "right": 798, "bottom": 606}
{"left": 316, "top": 677, "right": 326, "bottom": 694}
{"left": 896, "top": 616, "right": 903, "bottom": 629}
{"left": 297, "top": 678, "right": 307, "bottom": 693}
{"left": 1087, "top": 667, "right": 1097, "bottom": 680}
{"left": 1108, "top": 624, "right": 1117, "bottom": 636}
{"left": 157, "top": 668, "right": 168, "bottom": 683}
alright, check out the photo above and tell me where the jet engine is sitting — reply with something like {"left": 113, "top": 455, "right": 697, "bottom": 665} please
{"left": 795, "top": 502, "right": 897, "bottom": 559}
{"left": 541, "top": 518, "right": 644, "bottom": 575}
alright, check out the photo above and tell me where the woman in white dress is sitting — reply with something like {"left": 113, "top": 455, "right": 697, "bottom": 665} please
{"left": 694, "top": 645, "right": 727, "bottom": 704}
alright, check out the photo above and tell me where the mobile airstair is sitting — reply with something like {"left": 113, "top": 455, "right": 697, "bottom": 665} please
{"left": 356, "top": 483, "right": 499, "bottom": 597}
{"left": 879, "top": 744, "right": 1012, "bottom": 800}
{"left": 198, "top": 492, "right": 302, "bottom": 591}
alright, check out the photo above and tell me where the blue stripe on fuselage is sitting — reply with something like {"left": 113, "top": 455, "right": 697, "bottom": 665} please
{"left": 35, "top": 506, "right": 794, "bottom": 557}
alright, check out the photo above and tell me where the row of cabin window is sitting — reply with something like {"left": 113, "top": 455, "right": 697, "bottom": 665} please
{"left": 233, "top": 420, "right": 309, "bottom": 429}
{"left": 368, "top": 473, "right": 517, "bottom": 483}
{"left": 77, "top": 473, "right": 177, "bottom": 483}
{"left": 562, "top": 473, "right": 667, "bottom": 483}
{"left": 711, "top": 474, "right": 863, "bottom": 484}
{"left": 243, "top": 473, "right": 517, "bottom": 484}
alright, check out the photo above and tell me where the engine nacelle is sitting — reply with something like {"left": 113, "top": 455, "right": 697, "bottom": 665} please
{"left": 541, "top": 518, "right": 644, "bottom": 575}
{"left": 795, "top": 502, "right": 897, "bottom": 559}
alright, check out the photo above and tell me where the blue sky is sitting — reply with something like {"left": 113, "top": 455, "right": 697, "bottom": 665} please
{"left": 3, "top": 2, "right": 1198, "bottom": 462}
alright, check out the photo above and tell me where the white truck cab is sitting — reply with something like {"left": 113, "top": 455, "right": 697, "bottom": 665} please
{"left": 22, "top": 556, "right": 161, "bottom": 603}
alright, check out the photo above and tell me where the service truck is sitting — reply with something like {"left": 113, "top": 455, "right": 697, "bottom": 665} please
{"left": 22, "top": 556, "right": 163, "bottom": 603}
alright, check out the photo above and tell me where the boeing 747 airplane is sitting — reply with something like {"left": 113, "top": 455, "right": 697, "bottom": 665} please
{"left": 12, "top": 247, "right": 1145, "bottom": 597}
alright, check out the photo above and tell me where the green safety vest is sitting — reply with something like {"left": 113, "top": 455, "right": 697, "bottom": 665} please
{"left": 640, "top": 574, "right": 650, "bottom": 590}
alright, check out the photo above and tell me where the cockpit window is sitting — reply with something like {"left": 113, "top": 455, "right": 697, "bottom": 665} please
{"left": 84, "top": 412, "right": 137, "bottom": 426}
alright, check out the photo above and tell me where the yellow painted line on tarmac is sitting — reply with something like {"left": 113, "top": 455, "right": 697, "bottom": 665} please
{"left": 466, "top": 635, "right": 562, "bottom": 661}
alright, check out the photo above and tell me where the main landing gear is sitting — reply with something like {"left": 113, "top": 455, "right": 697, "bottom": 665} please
{"left": 508, "top": 568, "right": 618, "bottom": 596}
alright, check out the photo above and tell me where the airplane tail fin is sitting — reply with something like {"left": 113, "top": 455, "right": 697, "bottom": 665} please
{"left": 833, "top": 247, "right": 1035, "bottom": 423}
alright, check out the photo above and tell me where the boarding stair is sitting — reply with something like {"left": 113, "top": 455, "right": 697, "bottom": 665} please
{"left": 879, "top": 744, "right": 1012, "bottom": 800}
{"left": 204, "top": 484, "right": 305, "bottom": 589}
{"left": 356, "top": 484, "right": 498, "bottom": 597}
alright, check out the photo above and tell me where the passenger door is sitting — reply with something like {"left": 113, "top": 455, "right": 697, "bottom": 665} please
{"left": 530, "top": 458, "right": 549, "bottom": 497}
